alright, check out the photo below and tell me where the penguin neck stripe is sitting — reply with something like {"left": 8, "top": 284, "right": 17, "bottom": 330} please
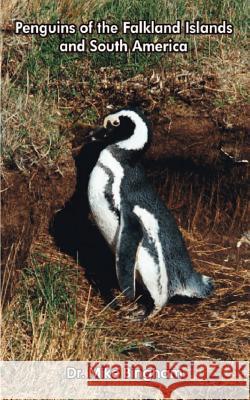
{"left": 115, "top": 110, "right": 148, "bottom": 151}
{"left": 99, "top": 149, "right": 124, "bottom": 209}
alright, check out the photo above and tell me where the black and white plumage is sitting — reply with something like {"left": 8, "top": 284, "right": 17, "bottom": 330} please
{"left": 87, "top": 108, "right": 213, "bottom": 318}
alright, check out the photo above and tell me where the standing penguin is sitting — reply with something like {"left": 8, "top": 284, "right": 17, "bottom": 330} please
{"left": 87, "top": 108, "right": 213, "bottom": 319}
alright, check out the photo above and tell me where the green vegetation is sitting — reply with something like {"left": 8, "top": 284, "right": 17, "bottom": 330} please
{"left": 20, "top": 261, "right": 77, "bottom": 324}
{"left": 2, "top": 85, "right": 64, "bottom": 171}
{"left": 1, "top": 256, "right": 117, "bottom": 360}
{"left": 4, "top": 0, "right": 249, "bottom": 74}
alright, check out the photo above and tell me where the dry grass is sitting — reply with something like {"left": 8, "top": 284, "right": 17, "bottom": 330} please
{"left": 1, "top": 251, "right": 116, "bottom": 361}
{"left": 1, "top": 76, "right": 67, "bottom": 172}
{"left": 1, "top": 32, "right": 63, "bottom": 172}
{"left": 209, "top": 49, "right": 249, "bottom": 107}
{"left": 2, "top": 230, "right": 249, "bottom": 361}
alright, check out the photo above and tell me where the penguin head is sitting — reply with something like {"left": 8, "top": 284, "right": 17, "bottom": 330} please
{"left": 87, "top": 109, "right": 150, "bottom": 152}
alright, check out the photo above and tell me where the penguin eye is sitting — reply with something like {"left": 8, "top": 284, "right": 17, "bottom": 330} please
{"left": 112, "top": 119, "right": 120, "bottom": 127}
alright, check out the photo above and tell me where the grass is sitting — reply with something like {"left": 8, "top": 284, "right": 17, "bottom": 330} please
{"left": 21, "top": 261, "right": 77, "bottom": 323}
{"left": 2, "top": 0, "right": 249, "bottom": 171}
{"left": 3, "top": 0, "right": 249, "bottom": 76}
{"left": 1, "top": 255, "right": 117, "bottom": 360}
{"left": 1, "top": 82, "right": 67, "bottom": 172}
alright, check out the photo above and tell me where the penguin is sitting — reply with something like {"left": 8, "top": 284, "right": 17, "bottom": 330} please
{"left": 87, "top": 108, "right": 214, "bottom": 319}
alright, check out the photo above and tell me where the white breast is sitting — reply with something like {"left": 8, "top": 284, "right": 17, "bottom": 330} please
{"left": 88, "top": 149, "right": 124, "bottom": 247}
{"left": 88, "top": 165, "right": 119, "bottom": 246}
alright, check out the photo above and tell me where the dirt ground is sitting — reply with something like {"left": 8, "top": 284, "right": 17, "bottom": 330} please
{"left": 1, "top": 73, "right": 250, "bottom": 361}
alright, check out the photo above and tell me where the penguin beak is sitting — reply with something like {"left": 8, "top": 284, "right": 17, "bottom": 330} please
{"left": 83, "top": 126, "right": 108, "bottom": 143}
{"left": 83, "top": 130, "right": 96, "bottom": 143}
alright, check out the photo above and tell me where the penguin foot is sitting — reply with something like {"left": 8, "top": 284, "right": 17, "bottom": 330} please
{"left": 147, "top": 306, "right": 162, "bottom": 319}
{"left": 125, "top": 304, "right": 148, "bottom": 322}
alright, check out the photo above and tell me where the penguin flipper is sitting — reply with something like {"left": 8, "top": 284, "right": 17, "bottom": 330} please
{"left": 116, "top": 209, "right": 143, "bottom": 300}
